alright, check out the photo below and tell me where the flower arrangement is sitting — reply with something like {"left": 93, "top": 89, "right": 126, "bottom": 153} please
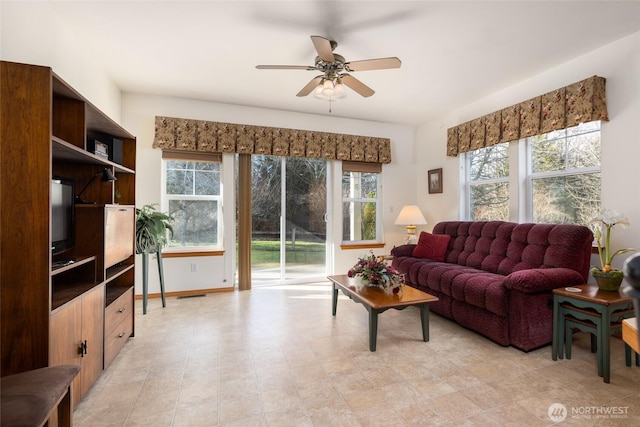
{"left": 591, "top": 209, "right": 635, "bottom": 284}
{"left": 347, "top": 251, "right": 404, "bottom": 295}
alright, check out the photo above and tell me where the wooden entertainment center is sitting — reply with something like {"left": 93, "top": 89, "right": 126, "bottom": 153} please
{"left": 1, "top": 61, "right": 136, "bottom": 407}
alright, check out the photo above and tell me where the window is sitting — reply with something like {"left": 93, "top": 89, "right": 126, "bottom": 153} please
{"left": 528, "top": 121, "right": 601, "bottom": 226}
{"left": 466, "top": 142, "right": 510, "bottom": 221}
{"left": 462, "top": 120, "right": 601, "bottom": 228}
{"left": 162, "top": 152, "right": 223, "bottom": 250}
{"left": 342, "top": 162, "right": 382, "bottom": 242}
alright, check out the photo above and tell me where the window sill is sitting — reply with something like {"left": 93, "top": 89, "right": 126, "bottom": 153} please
{"left": 340, "top": 242, "right": 386, "bottom": 250}
{"left": 162, "top": 249, "right": 224, "bottom": 258}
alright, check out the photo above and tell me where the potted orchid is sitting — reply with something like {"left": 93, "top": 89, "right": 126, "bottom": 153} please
{"left": 591, "top": 209, "right": 635, "bottom": 291}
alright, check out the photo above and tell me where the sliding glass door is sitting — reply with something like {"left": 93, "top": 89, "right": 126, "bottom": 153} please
{"left": 251, "top": 155, "right": 327, "bottom": 284}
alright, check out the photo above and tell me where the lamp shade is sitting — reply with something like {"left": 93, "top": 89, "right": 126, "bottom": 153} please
{"left": 394, "top": 205, "right": 427, "bottom": 226}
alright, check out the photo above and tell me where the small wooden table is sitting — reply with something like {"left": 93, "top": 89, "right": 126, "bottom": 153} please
{"left": 552, "top": 284, "right": 635, "bottom": 383}
{"left": 622, "top": 317, "right": 639, "bottom": 354}
{"left": 329, "top": 274, "right": 439, "bottom": 351}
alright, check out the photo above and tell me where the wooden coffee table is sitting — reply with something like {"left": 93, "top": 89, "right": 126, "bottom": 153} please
{"left": 328, "top": 274, "right": 439, "bottom": 351}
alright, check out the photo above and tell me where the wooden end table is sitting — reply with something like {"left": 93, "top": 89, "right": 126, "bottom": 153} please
{"left": 328, "top": 274, "right": 439, "bottom": 351}
{"left": 552, "top": 283, "right": 635, "bottom": 383}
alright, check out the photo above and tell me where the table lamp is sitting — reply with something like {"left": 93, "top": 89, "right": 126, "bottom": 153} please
{"left": 394, "top": 205, "right": 427, "bottom": 244}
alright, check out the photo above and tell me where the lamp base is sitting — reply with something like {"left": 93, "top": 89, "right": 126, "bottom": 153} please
{"left": 404, "top": 225, "right": 417, "bottom": 244}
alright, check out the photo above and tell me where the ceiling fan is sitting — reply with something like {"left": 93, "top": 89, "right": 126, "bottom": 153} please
{"left": 256, "top": 35, "right": 401, "bottom": 99}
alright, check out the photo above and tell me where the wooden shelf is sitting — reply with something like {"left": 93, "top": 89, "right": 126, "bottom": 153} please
{"left": 51, "top": 282, "right": 101, "bottom": 312}
{"left": 52, "top": 137, "right": 134, "bottom": 174}
{"left": 106, "top": 284, "right": 134, "bottom": 307}
{"left": 51, "top": 255, "right": 96, "bottom": 276}
{"left": 106, "top": 263, "right": 134, "bottom": 283}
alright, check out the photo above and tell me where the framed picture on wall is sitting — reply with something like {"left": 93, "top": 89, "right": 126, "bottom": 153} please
{"left": 428, "top": 168, "right": 443, "bottom": 194}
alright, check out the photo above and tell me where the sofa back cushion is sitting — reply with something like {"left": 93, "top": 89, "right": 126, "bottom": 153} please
{"left": 432, "top": 221, "right": 593, "bottom": 280}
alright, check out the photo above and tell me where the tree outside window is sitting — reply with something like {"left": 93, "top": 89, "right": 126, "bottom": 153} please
{"left": 164, "top": 159, "right": 223, "bottom": 249}
{"left": 528, "top": 121, "right": 601, "bottom": 228}
{"left": 467, "top": 142, "right": 510, "bottom": 221}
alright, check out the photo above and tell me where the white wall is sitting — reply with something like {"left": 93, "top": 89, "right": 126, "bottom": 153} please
{"left": 0, "top": 1, "right": 122, "bottom": 121}
{"left": 416, "top": 32, "right": 640, "bottom": 272}
{"left": 122, "top": 93, "right": 416, "bottom": 294}
{"left": 1, "top": 1, "right": 416, "bottom": 295}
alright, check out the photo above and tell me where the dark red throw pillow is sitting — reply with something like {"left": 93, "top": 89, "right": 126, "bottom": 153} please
{"left": 412, "top": 231, "right": 451, "bottom": 261}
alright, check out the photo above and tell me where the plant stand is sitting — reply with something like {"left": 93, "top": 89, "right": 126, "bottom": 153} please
{"left": 141, "top": 249, "right": 166, "bottom": 315}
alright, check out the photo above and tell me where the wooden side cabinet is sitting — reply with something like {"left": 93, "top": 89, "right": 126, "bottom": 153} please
{"left": 50, "top": 284, "right": 105, "bottom": 407}
{"left": 1, "top": 61, "right": 136, "bottom": 414}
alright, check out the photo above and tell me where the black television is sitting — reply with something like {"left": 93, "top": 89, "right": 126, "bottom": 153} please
{"left": 51, "top": 177, "right": 75, "bottom": 255}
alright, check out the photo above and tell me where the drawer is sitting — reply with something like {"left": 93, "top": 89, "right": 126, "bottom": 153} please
{"left": 105, "top": 205, "right": 134, "bottom": 269}
{"left": 104, "top": 315, "right": 133, "bottom": 368}
{"left": 105, "top": 287, "right": 133, "bottom": 336}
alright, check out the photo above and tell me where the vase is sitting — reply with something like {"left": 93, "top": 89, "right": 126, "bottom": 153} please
{"left": 592, "top": 270, "right": 624, "bottom": 292}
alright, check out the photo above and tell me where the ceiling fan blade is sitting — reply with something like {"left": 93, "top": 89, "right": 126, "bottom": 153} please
{"left": 341, "top": 75, "right": 375, "bottom": 97}
{"left": 296, "top": 76, "right": 324, "bottom": 97}
{"left": 346, "top": 57, "right": 401, "bottom": 71}
{"left": 310, "top": 35, "right": 335, "bottom": 62}
{"left": 256, "top": 65, "right": 316, "bottom": 70}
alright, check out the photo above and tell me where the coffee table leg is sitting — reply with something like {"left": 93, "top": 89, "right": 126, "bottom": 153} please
{"left": 420, "top": 304, "right": 430, "bottom": 342}
{"left": 369, "top": 309, "right": 378, "bottom": 352}
{"left": 332, "top": 282, "right": 338, "bottom": 316}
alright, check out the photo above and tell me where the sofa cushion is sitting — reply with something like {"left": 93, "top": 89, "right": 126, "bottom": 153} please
{"left": 412, "top": 231, "right": 451, "bottom": 261}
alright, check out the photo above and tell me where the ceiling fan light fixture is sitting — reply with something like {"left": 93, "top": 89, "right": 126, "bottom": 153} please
{"left": 334, "top": 77, "right": 346, "bottom": 98}
{"left": 314, "top": 76, "right": 346, "bottom": 101}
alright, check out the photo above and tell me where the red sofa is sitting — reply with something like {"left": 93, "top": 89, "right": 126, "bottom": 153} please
{"left": 391, "top": 221, "right": 593, "bottom": 351}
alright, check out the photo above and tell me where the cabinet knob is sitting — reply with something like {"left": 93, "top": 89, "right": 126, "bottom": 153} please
{"left": 118, "top": 307, "right": 126, "bottom": 313}
{"left": 118, "top": 332, "right": 126, "bottom": 338}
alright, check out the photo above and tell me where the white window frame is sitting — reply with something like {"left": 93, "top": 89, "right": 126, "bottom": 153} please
{"left": 464, "top": 142, "right": 510, "bottom": 221}
{"left": 161, "top": 153, "right": 224, "bottom": 252}
{"left": 341, "top": 167, "right": 383, "bottom": 244}
{"left": 524, "top": 122, "right": 601, "bottom": 224}
{"left": 463, "top": 121, "right": 601, "bottom": 225}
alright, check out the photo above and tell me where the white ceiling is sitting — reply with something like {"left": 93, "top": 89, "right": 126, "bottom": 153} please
{"left": 49, "top": 1, "right": 640, "bottom": 126}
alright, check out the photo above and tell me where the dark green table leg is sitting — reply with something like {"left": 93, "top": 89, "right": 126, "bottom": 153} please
{"left": 602, "top": 309, "right": 611, "bottom": 383}
{"left": 368, "top": 308, "right": 378, "bottom": 352}
{"left": 552, "top": 296, "right": 559, "bottom": 360}
{"left": 142, "top": 252, "right": 149, "bottom": 315}
{"left": 420, "top": 303, "right": 430, "bottom": 342}
{"left": 332, "top": 283, "right": 338, "bottom": 316}
{"left": 156, "top": 250, "right": 166, "bottom": 308}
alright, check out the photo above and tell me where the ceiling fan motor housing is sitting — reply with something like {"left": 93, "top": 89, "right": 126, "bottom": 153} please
{"left": 315, "top": 53, "right": 346, "bottom": 73}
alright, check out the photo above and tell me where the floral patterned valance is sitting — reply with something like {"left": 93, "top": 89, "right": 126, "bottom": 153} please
{"left": 153, "top": 116, "right": 392, "bottom": 164}
{"left": 446, "top": 75, "right": 609, "bottom": 157}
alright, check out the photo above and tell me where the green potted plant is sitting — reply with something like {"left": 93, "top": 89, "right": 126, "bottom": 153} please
{"left": 135, "top": 204, "right": 174, "bottom": 254}
{"left": 591, "top": 209, "right": 635, "bottom": 291}
{"left": 136, "top": 204, "right": 174, "bottom": 314}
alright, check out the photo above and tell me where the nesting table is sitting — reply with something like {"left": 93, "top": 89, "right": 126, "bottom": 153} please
{"left": 552, "top": 283, "right": 636, "bottom": 383}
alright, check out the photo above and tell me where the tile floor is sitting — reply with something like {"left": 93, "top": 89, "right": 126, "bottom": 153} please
{"left": 74, "top": 282, "right": 640, "bottom": 426}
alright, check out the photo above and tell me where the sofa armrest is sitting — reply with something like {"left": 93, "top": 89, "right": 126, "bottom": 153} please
{"left": 391, "top": 244, "right": 416, "bottom": 258}
{"left": 504, "top": 268, "right": 585, "bottom": 293}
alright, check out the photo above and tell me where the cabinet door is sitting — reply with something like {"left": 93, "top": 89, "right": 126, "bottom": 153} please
{"left": 105, "top": 206, "right": 134, "bottom": 268}
{"left": 50, "top": 300, "right": 83, "bottom": 405}
{"left": 79, "top": 285, "right": 105, "bottom": 400}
